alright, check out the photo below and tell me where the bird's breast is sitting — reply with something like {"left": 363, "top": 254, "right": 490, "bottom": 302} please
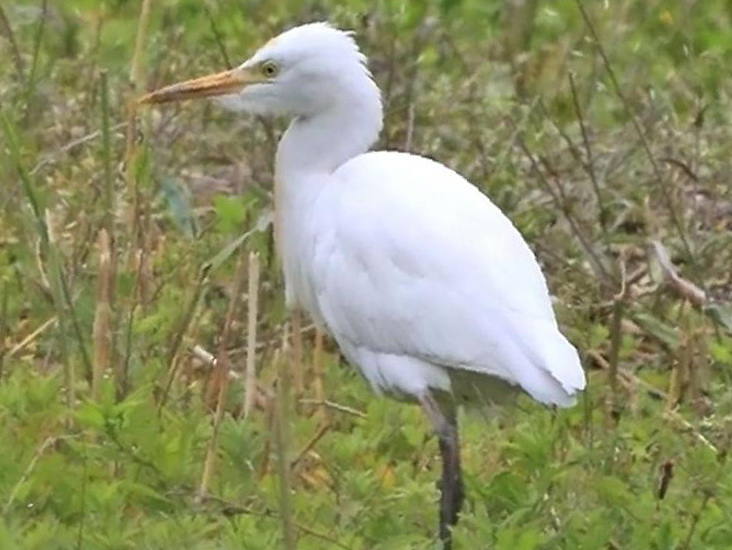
{"left": 274, "top": 178, "right": 330, "bottom": 328}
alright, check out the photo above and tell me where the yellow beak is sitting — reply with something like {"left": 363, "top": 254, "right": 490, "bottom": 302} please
{"left": 139, "top": 67, "right": 260, "bottom": 104}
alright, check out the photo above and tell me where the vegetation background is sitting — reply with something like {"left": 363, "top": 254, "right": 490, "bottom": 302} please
{"left": 2, "top": 0, "right": 732, "bottom": 548}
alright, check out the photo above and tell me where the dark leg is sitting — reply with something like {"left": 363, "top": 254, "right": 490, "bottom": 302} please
{"left": 420, "top": 392, "right": 464, "bottom": 550}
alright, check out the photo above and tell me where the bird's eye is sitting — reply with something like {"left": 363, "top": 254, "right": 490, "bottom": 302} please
{"left": 261, "top": 61, "right": 279, "bottom": 78}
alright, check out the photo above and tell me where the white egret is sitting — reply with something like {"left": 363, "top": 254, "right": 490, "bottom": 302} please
{"left": 141, "top": 22, "right": 586, "bottom": 548}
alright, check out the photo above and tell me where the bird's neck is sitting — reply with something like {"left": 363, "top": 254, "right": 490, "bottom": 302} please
{"left": 272, "top": 93, "right": 382, "bottom": 312}
{"left": 275, "top": 93, "right": 382, "bottom": 183}
{"left": 273, "top": 101, "right": 381, "bottom": 247}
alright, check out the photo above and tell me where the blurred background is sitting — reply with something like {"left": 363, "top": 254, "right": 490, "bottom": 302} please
{"left": 1, "top": 0, "right": 732, "bottom": 548}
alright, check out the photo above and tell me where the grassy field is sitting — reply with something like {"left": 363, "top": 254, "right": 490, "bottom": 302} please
{"left": 2, "top": 0, "right": 732, "bottom": 548}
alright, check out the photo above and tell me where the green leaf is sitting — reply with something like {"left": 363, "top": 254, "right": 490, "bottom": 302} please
{"left": 213, "top": 195, "right": 248, "bottom": 234}
{"left": 630, "top": 310, "right": 679, "bottom": 349}
{"left": 73, "top": 401, "right": 106, "bottom": 430}
{"left": 596, "top": 475, "right": 634, "bottom": 508}
{"left": 704, "top": 303, "right": 732, "bottom": 334}
{"left": 203, "top": 230, "right": 252, "bottom": 273}
{"left": 159, "top": 177, "right": 197, "bottom": 238}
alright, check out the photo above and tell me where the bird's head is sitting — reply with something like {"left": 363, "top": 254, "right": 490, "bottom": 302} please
{"left": 140, "top": 22, "right": 379, "bottom": 118}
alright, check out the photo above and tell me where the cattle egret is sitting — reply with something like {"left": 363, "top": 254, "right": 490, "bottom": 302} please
{"left": 141, "top": 22, "right": 586, "bottom": 549}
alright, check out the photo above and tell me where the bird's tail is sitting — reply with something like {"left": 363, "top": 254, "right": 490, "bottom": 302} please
{"left": 510, "top": 317, "right": 586, "bottom": 407}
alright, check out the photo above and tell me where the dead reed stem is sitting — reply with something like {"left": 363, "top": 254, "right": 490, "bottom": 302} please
{"left": 607, "top": 252, "right": 628, "bottom": 421}
{"left": 92, "top": 229, "right": 113, "bottom": 399}
{"left": 95, "top": 71, "right": 118, "bottom": 400}
{"left": 243, "top": 252, "right": 261, "bottom": 418}
{"left": 117, "top": 0, "right": 154, "bottom": 399}
{"left": 291, "top": 310, "right": 304, "bottom": 401}
{"left": 274, "top": 327, "right": 297, "bottom": 550}
{"left": 312, "top": 330, "right": 327, "bottom": 423}
{"left": 125, "top": 0, "right": 152, "bottom": 222}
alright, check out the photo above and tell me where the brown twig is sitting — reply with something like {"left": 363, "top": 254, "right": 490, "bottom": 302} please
{"left": 7, "top": 317, "right": 57, "bottom": 360}
{"left": 290, "top": 422, "right": 331, "bottom": 473}
{"left": 158, "top": 265, "right": 209, "bottom": 413}
{"left": 198, "top": 493, "right": 353, "bottom": 549}
{"left": 650, "top": 240, "right": 707, "bottom": 308}
{"left": 203, "top": 1, "right": 231, "bottom": 68}
{"left": 515, "top": 129, "right": 612, "bottom": 287}
{"left": 569, "top": 71, "right": 608, "bottom": 235}
{"left": 198, "top": 252, "right": 249, "bottom": 501}
{"left": 589, "top": 349, "right": 717, "bottom": 453}
{"left": 574, "top": 0, "right": 695, "bottom": 264}
{"left": 298, "top": 399, "right": 367, "bottom": 419}
{"left": 29, "top": 123, "right": 128, "bottom": 177}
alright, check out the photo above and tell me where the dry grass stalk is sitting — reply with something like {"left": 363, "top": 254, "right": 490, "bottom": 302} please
{"left": 574, "top": 0, "right": 695, "bottom": 261}
{"left": 273, "top": 326, "right": 297, "bottom": 550}
{"left": 256, "top": 386, "right": 277, "bottom": 479}
{"left": 191, "top": 344, "right": 216, "bottom": 368}
{"left": 290, "top": 310, "right": 305, "bottom": 401}
{"left": 667, "top": 307, "right": 690, "bottom": 409}
{"left": 685, "top": 317, "right": 706, "bottom": 406}
{"left": 191, "top": 344, "right": 243, "bottom": 382}
{"left": 98, "top": 71, "right": 118, "bottom": 399}
{"left": 124, "top": 0, "right": 151, "bottom": 218}
{"left": 7, "top": 317, "right": 56, "bottom": 360}
{"left": 115, "top": 0, "right": 154, "bottom": 401}
{"left": 198, "top": 253, "right": 249, "bottom": 500}
{"left": 3, "top": 436, "right": 75, "bottom": 516}
{"left": 589, "top": 349, "right": 717, "bottom": 453}
{"left": 290, "top": 422, "right": 330, "bottom": 474}
{"left": 648, "top": 240, "right": 709, "bottom": 408}
{"left": 298, "top": 399, "right": 367, "bottom": 419}
{"left": 92, "top": 229, "right": 113, "bottom": 399}
{"left": 30, "top": 122, "right": 127, "bottom": 177}
{"left": 124, "top": 0, "right": 154, "bottom": 307}
{"left": 158, "top": 267, "right": 209, "bottom": 413}
{"left": 128, "top": 0, "right": 152, "bottom": 90}
{"left": 0, "top": 4, "right": 25, "bottom": 84}
{"left": 243, "top": 252, "right": 261, "bottom": 418}
{"left": 0, "top": 291, "right": 8, "bottom": 378}
{"left": 125, "top": 0, "right": 152, "bottom": 158}
{"left": 515, "top": 129, "right": 612, "bottom": 288}
{"left": 44, "top": 209, "right": 74, "bottom": 410}
{"left": 567, "top": 71, "right": 607, "bottom": 235}
{"left": 675, "top": 308, "right": 706, "bottom": 409}
{"left": 312, "top": 329, "right": 327, "bottom": 423}
{"left": 136, "top": 229, "right": 154, "bottom": 307}
{"left": 607, "top": 252, "right": 629, "bottom": 420}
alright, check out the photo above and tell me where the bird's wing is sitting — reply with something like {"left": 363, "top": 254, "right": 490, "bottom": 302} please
{"left": 310, "top": 151, "right": 585, "bottom": 405}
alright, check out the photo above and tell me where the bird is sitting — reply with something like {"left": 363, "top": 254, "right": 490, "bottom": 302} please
{"left": 140, "top": 21, "right": 586, "bottom": 549}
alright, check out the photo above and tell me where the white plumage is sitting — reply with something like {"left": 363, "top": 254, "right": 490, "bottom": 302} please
{"left": 141, "top": 21, "right": 586, "bottom": 549}
{"left": 306, "top": 151, "right": 585, "bottom": 406}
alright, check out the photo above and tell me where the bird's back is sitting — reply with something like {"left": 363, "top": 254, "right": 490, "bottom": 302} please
{"left": 303, "top": 151, "right": 585, "bottom": 407}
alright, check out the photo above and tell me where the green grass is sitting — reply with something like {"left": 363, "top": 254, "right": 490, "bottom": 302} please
{"left": 2, "top": 0, "right": 732, "bottom": 548}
